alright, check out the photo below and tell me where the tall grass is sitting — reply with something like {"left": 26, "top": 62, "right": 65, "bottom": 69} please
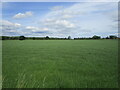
{"left": 2, "top": 40, "right": 118, "bottom": 88}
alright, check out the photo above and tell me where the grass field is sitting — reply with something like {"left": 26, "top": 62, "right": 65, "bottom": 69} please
{"left": 2, "top": 40, "right": 118, "bottom": 88}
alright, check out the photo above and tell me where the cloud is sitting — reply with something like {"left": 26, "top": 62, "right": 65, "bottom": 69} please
{"left": 1, "top": 20, "right": 21, "bottom": 29}
{"left": 1, "top": 19, "right": 49, "bottom": 36}
{"left": 44, "top": 19, "right": 75, "bottom": 28}
{"left": 38, "top": 2, "right": 118, "bottom": 38}
{"left": 0, "top": 20, "right": 22, "bottom": 35}
{"left": 62, "top": 15, "right": 73, "bottom": 19}
{"left": 26, "top": 26, "right": 49, "bottom": 32}
{"left": 41, "top": 18, "right": 76, "bottom": 37}
{"left": 50, "top": 6, "right": 64, "bottom": 11}
{"left": 13, "top": 11, "right": 33, "bottom": 19}
{"left": 2, "top": 2, "right": 118, "bottom": 37}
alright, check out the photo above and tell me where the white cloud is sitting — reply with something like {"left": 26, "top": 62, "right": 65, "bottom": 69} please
{"left": 26, "top": 26, "right": 49, "bottom": 32}
{"left": 13, "top": 11, "right": 33, "bottom": 19}
{"left": 1, "top": 20, "right": 21, "bottom": 28}
{"left": 0, "top": 20, "right": 22, "bottom": 35}
{"left": 55, "top": 20, "right": 75, "bottom": 28}
{"left": 1, "top": 20, "right": 49, "bottom": 36}
{"left": 2, "top": 2, "right": 118, "bottom": 37}
{"left": 62, "top": 15, "right": 73, "bottom": 19}
{"left": 26, "top": 26, "right": 39, "bottom": 31}
{"left": 50, "top": 6, "right": 64, "bottom": 11}
{"left": 14, "top": 23, "right": 21, "bottom": 27}
{"left": 42, "top": 18, "right": 76, "bottom": 35}
{"left": 38, "top": 2, "right": 118, "bottom": 38}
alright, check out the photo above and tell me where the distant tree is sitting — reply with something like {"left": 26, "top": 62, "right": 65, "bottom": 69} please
{"left": 92, "top": 35, "right": 101, "bottom": 39}
{"left": 19, "top": 36, "right": 25, "bottom": 40}
{"left": 45, "top": 36, "right": 49, "bottom": 39}
{"left": 2, "top": 36, "right": 5, "bottom": 40}
{"left": 0, "top": 36, "right": 2, "bottom": 40}
{"left": 106, "top": 36, "right": 109, "bottom": 39}
{"left": 2, "top": 36, "right": 10, "bottom": 40}
{"left": 68, "top": 36, "right": 71, "bottom": 39}
{"left": 109, "top": 35, "right": 117, "bottom": 39}
{"left": 32, "top": 37, "right": 36, "bottom": 40}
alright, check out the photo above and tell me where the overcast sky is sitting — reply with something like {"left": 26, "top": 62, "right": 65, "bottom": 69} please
{"left": 1, "top": 2, "right": 118, "bottom": 38}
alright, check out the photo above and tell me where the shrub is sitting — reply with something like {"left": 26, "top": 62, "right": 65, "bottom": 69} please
{"left": 19, "top": 36, "right": 25, "bottom": 40}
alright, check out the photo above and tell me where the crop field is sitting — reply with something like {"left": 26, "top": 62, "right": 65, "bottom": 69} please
{"left": 2, "top": 40, "right": 118, "bottom": 88}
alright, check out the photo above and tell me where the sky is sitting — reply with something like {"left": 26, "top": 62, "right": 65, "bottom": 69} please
{"left": 1, "top": 2, "right": 119, "bottom": 38}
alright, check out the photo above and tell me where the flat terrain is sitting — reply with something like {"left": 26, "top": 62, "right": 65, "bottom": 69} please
{"left": 2, "top": 40, "right": 118, "bottom": 88}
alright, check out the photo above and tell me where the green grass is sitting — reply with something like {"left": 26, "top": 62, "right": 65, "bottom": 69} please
{"left": 2, "top": 40, "right": 118, "bottom": 88}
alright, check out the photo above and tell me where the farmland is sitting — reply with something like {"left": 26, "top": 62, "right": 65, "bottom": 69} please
{"left": 2, "top": 40, "right": 118, "bottom": 88}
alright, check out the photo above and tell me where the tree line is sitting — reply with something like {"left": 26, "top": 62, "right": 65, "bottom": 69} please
{"left": 0, "top": 35, "right": 119, "bottom": 40}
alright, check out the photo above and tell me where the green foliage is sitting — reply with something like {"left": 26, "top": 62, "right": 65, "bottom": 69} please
{"left": 1, "top": 35, "right": 118, "bottom": 40}
{"left": 92, "top": 35, "right": 101, "bottom": 39}
{"left": 109, "top": 35, "right": 117, "bottom": 39}
{"left": 45, "top": 36, "right": 49, "bottom": 39}
{"left": 106, "top": 36, "right": 109, "bottom": 39}
{"left": 2, "top": 40, "right": 118, "bottom": 88}
{"left": 19, "top": 36, "right": 25, "bottom": 40}
{"left": 1, "top": 36, "right": 19, "bottom": 40}
{"left": 68, "top": 36, "right": 71, "bottom": 39}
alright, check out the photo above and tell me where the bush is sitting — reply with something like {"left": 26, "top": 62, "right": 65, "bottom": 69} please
{"left": 45, "top": 36, "right": 49, "bottom": 39}
{"left": 19, "top": 36, "right": 25, "bottom": 40}
{"left": 109, "top": 35, "right": 117, "bottom": 39}
{"left": 92, "top": 35, "right": 101, "bottom": 39}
